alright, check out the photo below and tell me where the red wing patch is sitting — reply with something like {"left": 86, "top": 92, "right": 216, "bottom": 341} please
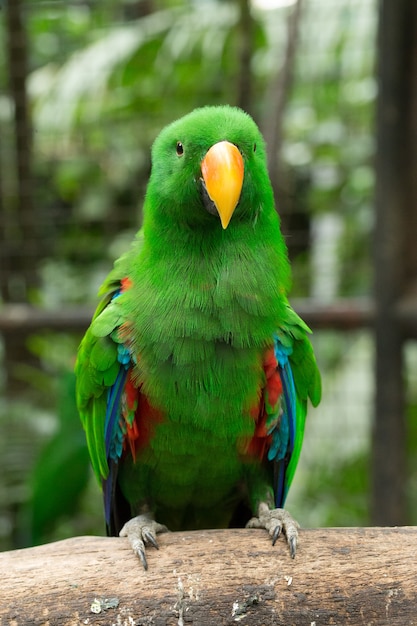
{"left": 121, "top": 276, "right": 133, "bottom": 292}
{"left": 122, "top": 375, "right": 164, "bottom": 462}
{"left": 244, "top": 347, "right": 283, "bottom": 460}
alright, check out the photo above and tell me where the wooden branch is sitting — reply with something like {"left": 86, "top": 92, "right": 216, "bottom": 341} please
{"left": 1, "top": 527, "right": 416, "bottom": 624}
{"left": 0, "top": 298, "right": 375, "bottom": 333}
{"left": 6, "top": 297, "right": 417, "bottom": 338}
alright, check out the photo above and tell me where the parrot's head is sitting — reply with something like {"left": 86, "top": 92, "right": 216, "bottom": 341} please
{"left": 146, "top": 106, "right": 275, "bottom": 232}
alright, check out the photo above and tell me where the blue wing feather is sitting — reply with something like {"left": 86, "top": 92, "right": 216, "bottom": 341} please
{"left": 102, "top": 290, "right": 135, "bottom": 526}
{"left": 105, "top": 367, "right": 128, "bottom": 461}
{"left": 270, "top": 334, "right": 297, "bottom": 507}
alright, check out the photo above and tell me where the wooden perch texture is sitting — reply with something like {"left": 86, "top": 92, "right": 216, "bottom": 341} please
{"left": 1, "top": 527, "right": 416, "bottom": 625}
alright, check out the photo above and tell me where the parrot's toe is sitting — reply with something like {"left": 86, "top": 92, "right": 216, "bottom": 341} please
{"left": 119, "top": 514, "right": 168, "bottom": 570}
{"left": 246, "top": 501, "right": 299, "bottom": 558}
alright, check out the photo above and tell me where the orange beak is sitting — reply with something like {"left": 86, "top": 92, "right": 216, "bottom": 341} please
{"left": 201, "top": 141, "right": 244, "bottom": 229}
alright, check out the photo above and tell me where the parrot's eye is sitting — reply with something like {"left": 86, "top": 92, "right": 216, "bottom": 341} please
{"left": 176, "top": 142, "right": 184, "bottom": 156}
{"left": 253, "top": 143, "right": 257, "bottom": 153}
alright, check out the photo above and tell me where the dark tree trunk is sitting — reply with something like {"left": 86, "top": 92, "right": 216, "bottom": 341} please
{"left": 372, "top": 0, "right": 417, "bottom": 525}
{"left": 236, "top": 0, "right": 255, "bottom": 116}
{"left": 2, "top": 0, "right": 39, "bottom": 394}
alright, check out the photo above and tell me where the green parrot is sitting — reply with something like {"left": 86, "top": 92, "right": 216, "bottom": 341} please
{"left": 75, "top": 105, "right": 321, "bottom": 569}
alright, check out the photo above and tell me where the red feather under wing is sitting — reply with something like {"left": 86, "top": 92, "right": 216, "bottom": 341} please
{"left": 121, "top": 371, "right": 164, "bottom": 463}
{"left": 245, "top": 347, "right": 283, "bottom": 460}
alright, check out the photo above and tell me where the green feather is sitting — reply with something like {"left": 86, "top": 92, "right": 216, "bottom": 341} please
{"left": 91, "top": 394, "right": 109, "bottom": 479}
{"left": 91, "top": 305, "right": 123, "bottom": 338}
{"left": 90, "top": 337, "right": 117, "bottom": 371}
{"left": 75, "top": 312, "right": 123, "bottom": 481}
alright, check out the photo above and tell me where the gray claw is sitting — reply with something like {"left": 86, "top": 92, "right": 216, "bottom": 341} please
{"left": 119, "top": 514, "right": 168, "bottom": 570}
{"left": 246, "top": 502, "right": 299, "bottom": 559}
{"left": 271, "top": 524, "right": 282, "bottom": 546}
{"left": 137, "top": 546, "right": 148, "bottom": 570}
{"left": 289, "top": 535, "right": 297, "bottom": 559}
{"left": 143, "top": 530, "right": 159, "bottom": 550}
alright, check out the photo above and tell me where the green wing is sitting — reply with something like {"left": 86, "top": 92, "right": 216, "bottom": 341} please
{"left": 75, "top": 233, "right": 143, "bottom": 483}
{"left": 273, "top": 303, "right": 321, "bottom": 503}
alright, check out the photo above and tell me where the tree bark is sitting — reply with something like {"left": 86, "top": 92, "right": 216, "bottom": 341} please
{"left": 3, "top": 0, "right": 37, "bottom": 298}
{"left": 1, "top": 527, "right": 416, "bottom": 625}
{"left": 2, "top": 0, "right": 40, "bottom": 395}
{"left": 236, "top": 0, "right": 255, "bottom": 116}
{"left": 0, "top": 298, "right": 378, "bottom": 333}
{"left": 372, "top": 0, "right": 417, "bottom": 526}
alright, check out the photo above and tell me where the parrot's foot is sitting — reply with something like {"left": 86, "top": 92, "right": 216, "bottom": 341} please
{"left": 119, "top": 514, "right": 168, "bottom": 570}
{"left": 246, "top": 502, "right": 299, "bottom": 558}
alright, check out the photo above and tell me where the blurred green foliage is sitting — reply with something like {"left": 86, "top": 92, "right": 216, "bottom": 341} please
{"left": 0, "top": 0, "right": 382, "bottom": 551}
{"left": 26, "top": 372, "right": 91, "bottom": 545}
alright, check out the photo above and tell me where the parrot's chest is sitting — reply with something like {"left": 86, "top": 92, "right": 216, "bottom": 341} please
{"left": 132, "top": 290, "right": 270, "bottom": 433}
{"left": 129, "top": 329, "right": 264, "bottom": 514}
{"left": 126, "top": 253, "right": 282, "bottom": 449}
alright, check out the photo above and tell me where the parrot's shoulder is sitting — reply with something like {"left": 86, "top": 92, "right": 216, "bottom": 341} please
{"left": 276, "top": 303, "right": 322, "bottom": 407}
{"left": 97, "top": 229, "right": 144, "bottom": 301}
